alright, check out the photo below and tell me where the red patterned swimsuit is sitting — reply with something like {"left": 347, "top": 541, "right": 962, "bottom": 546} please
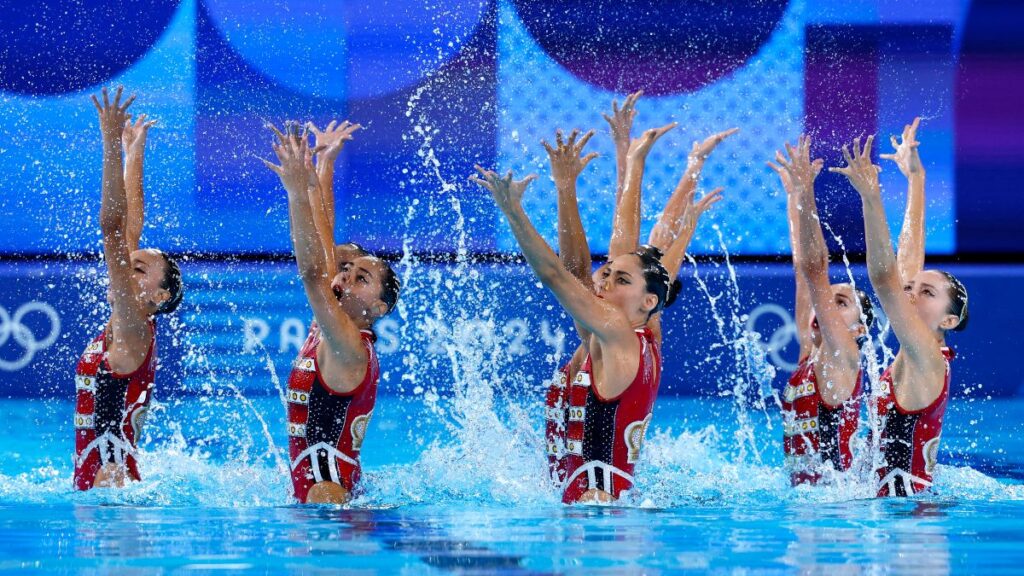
{"left": 286, "top": 325, "right": 379, "bottom": 503}
{"left": 545, "top": 328, "right": 662, "bottom": 503}
{"left": 874, "top": 347, "right": 955, "bottom": 497}
{"left": 74, "top": 322, "right": 157, "bottom": 490}
{"left": 781, "top": 356, "right": 863, "bottom": 485}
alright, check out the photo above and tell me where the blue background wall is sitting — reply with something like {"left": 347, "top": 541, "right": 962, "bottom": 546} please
{"left": 4, "top": 0, "right": 1020, "bottom": 255}
{"left": 0, "top": 0, "right": 1022, "bottom": 397}
{"left": 0, "top": 261, "right": 1018, "bottom": 398}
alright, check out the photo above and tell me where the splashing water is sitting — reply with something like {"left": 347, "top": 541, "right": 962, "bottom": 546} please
{"left": 3, "top": 9, "right": 1018, "bottom": 515}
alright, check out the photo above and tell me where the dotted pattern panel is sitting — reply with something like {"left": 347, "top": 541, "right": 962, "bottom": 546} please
{"left": 496, "top": 0, "right": 806, "bottom": 255}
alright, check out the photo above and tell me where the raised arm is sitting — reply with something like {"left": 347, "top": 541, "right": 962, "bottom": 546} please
{"left": 880, "top": 117, "right": 926, "bottom": 282}
{"left": 311, "top": 120, "right": 361, "bottom": 230}
{"left": 768, "top": 150, "right": 813, "bottom": 361}
{"left": 121, "top": 114, "right": 157, "bottom": 253}
{"left": 91, "top": 87, "right": 151, "bottom": 371}
{"left": 641, "top": 187, "right": 723, "bottom": 346}
{"left": 658, "top": 187, "right": 724, "bottom": 281}
{"left": 602, "top": 90, "right": 642, "bottom": 201}
{"left": 649, "top": 128, "right": 737, "bottom": 252}
{"left": 472, "top": 167, "right": 633, "bottom": 343}
{"left": 263, "top": 125, "right": 367, "bottom": 371}
{"left": 310, "top": 120, "right": 362, "bottom": 269}
{"left": 778, "top": 137, "right": 860, "bottom": 399}
{"left": 608, "top": 123, "right": 676, "bottom": 259}
{"left": 543, "top": 128, "right": 599, "bottom": 287}
{"left": 831, "top": 137, "right": 944, "bottom": 371}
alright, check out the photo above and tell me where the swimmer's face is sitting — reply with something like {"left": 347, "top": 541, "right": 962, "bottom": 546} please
{"left": 594, "top": 255, "right": 658, "bottom": 321}
{"left": 330, "top": 256, "right": 389, "bottom": 321}
{"left": 904, "top": 270, "right": 961, "bottom": 332}
{"left": 809, "top": 283, "right": 866, "bottom": 344}
{"left": 126, "top": 249, "right": 171, "bottom": 314}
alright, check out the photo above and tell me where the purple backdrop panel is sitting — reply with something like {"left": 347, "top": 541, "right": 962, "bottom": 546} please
{"left": 805, "top": 24, "right": 954, "bottom": 254}
{"left": 955, "top": 0, "right": 1024, "bottom": 253}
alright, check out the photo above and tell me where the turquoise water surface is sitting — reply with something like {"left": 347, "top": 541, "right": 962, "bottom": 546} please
{"left": 1, "top": 395, "right": 1022, "bottom": 573}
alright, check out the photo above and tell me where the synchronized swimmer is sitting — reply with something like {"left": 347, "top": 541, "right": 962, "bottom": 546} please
{"left": 74, "top": 86, "right": 969, "bottom": 503}
{"left": 74, "top": 87, "right": 184, "bottom": 490}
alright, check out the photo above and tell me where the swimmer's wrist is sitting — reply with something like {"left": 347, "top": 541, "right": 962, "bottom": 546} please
{"left": 502, "top": 202, "right": 526, "bottom": 219}
{"left": 860, "top": 188, "right": 883, "bottom": 205}
{"left": 553, "top": 176, "right": 576, "bottom": 189}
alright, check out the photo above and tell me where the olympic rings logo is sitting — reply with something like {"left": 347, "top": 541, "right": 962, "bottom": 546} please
{"left": 0, "top": 302, "right": 61, "bottom": 372}
{"left": 745, "top": 303, "right": 798, "bottom": 372}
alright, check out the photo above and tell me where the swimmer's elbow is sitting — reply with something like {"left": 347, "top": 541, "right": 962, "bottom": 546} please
{"left": 298, "top": 263, "right": 327, "bottom": 283}
{"left": 99, "top": 209, "right": 125, "bottom": 236}
{"left": 866, "top": 259, "right": 897, "bottom": 286}
{"left": 798, "top": 252, "right": 826, "bottom": 276}
{"left": 536, "top": 262, "right": 560, "bottom": 283}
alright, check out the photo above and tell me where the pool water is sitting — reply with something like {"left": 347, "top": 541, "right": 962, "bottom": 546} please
{"left": 2, "top": 395, "right": 1023, "bottom": 573}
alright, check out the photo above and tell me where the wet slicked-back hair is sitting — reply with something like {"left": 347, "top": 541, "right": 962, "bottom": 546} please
{"left": 156, "top": 251, "right": 184, "bottom": 315}
{"left": 633, "top": 245, "right": 673, "bottom": 318}
{"left": 938, "top": 270, "right": 969, "bottom": 332}
{"left": 336, "top": 242, "right": 368, "bottom": 258}
{"left": 378, "top": 259, "right": 401, "bottom": 315}
{"left": 666, "top": 278, "right": 683, "bottom": 308}
{"left": 852, "top": 287, "right": 875, "bottom": 328}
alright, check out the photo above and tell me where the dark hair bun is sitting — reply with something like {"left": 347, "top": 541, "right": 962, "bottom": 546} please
{"left": 637, "top": 244, "right": 665, "bottom": 261}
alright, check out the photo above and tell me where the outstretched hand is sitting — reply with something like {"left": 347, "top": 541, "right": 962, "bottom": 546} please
{"left": 651, "top": 187, "right": 724, "bottom": 247}
{"left": 830, "top": 135, "right": 882, "bottom": 199}
{"left": 879, "top": 117, "right": 923, "bottom": 178}
{"left": 262, "top": 122, "right": 318, "bottom": 195}
{"left": 767, "top": 134, "right": 823, "bottom": 197}
{"left": 470, "top": 166, "right": 538, "bottom": 214}
{"left": 309, "top": 120, "right": 362, "bottom": 160}
{"left": 688, "top": 127, "right": 740, "bottom": 168}
{"left": 543, "top": 128, "right": 598, "bottom": 186}
{"left": 628, "top": 122, "right": 677, "bottom": 161}
{"left": 122, "top": 114, "right": 158, "bottom": 156}
{"left": 678, "top": 187, "right": 725, "bottom": 235}
{"left": 602, "top": 90, "right": 643, "bottom": 148}
{"left": 91, "top": 86, "right": 136, "bottom": 145}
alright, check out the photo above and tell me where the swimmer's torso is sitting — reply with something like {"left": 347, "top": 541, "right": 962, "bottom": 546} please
{"left": 558, "top": 327, "right": 661, "bottom": 503}
{"left": 73, "top": 322, "right": 157, "bottom": 490}
{"left": 286, "top": 324, "right": 379, "bottom": 503}
{"left": 874, "top": 347, "right": 954, "bottom": 497}
{"left": 781, "top": 357, "right": 862, "bottom": 485}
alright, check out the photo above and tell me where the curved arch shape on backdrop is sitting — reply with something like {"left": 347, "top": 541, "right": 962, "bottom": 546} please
{"left": 0, "top": 0, "right": 181, "bottom": 96}
{"left": 201, "top": 0, "right": 488, "bottom": 101}
{"left": 510, "top": 0, "right": 789, "bottom": 96}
